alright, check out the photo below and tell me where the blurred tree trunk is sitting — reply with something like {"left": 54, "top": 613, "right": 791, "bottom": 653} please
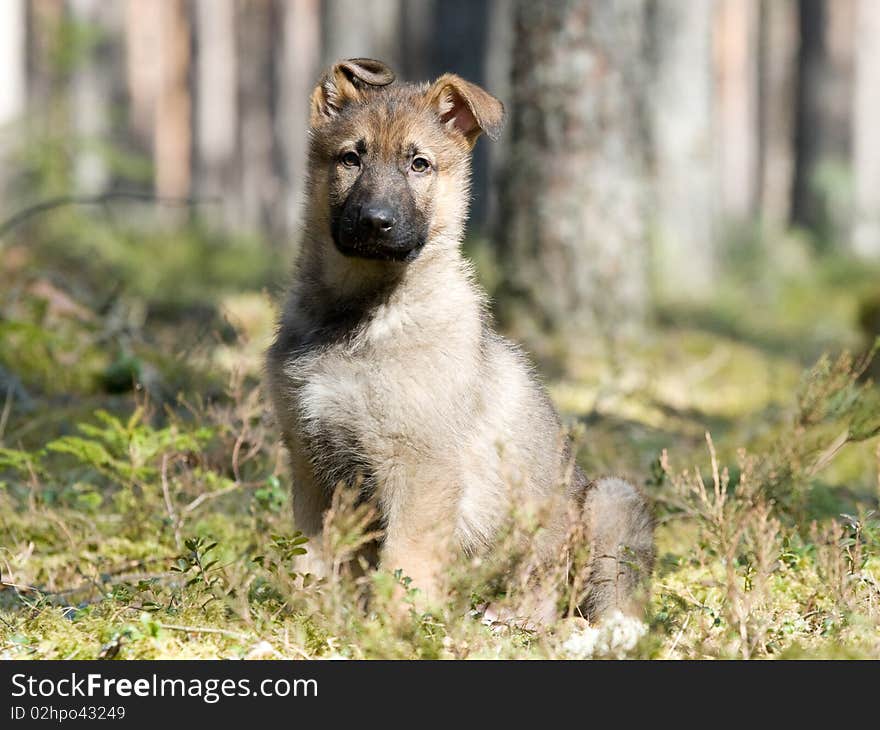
{"left": 237, "top": 0, "right": 280, "bottom": 233}
{"left": 69, "top": 0, "right": 124, "bottom": 194}
{"left": 400, "top": 0, "right": 434, "bottom": 81}
{"left": 276, "top": 0, "right": 321, "bottom": 235}
{"left": 792, "top": 0, "right": 855, "bottom": 244}
{"left": 757, "top": 0, "right": 798, "bottom": 227}
{"left": 714, "top": 0, "right": 760, "bottom": 222}
{"left": 650, "top": 0, "right": 716, "bottom": 301}
{"left": 125, "top": 0, "right": 161, "bottom": 152}
{"left": 498, "top": 0, "right": 650, "bottom": 339}
{"left": 0, "top": 0, "right": 26, "bottom": 129}
{"left": 433, "top": 0, "right": 491, "bottom": 229}
{"left": 484, "top": 0, "right": 515, "bottom": 228}
{"left": 851, "top": 0, "right": 880, "bottom": 257}
{"left": 0, "top": 0, "right": 26, "bottom": 212}
{"left": 193, "top": 0, "right": 237, "bottom": 225}
{"left": 154, "top": 0, "right": 191, "bottom": 200}
{"left": 792, "top": 0, "right": 823, "bottom": 234}
{"left": 321, "top": 0, "right": 401, "bottom": 69}
{"left": 25, "top": 1, "right": 69, "bottom": 199}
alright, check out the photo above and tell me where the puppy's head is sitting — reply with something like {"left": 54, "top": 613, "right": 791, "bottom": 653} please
{"left": 306, "top": 58, "right": 504, "bottom": 263}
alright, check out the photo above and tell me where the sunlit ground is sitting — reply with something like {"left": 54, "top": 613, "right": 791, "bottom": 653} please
{"left": 1, "top": 215, "right": 879, "bottom": 659}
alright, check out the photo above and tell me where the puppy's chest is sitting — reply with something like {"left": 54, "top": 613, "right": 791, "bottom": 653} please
{"left": 290, "top": 337, "right": 469, "bottom": 456}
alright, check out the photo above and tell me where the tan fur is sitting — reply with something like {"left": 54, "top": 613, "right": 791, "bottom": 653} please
{"left": 266, "top": 59, "right": 654, "bottom": 622}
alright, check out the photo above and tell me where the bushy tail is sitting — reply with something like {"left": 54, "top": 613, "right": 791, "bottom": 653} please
{"left": 580, "top": 477, "right": 655, "bottom": 621}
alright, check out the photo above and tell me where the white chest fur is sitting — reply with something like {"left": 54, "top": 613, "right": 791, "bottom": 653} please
{"left": 287, "top": 306, "right": 480, "bottom": 460}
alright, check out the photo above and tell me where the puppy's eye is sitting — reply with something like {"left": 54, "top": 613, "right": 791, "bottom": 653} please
{"left": 411, "top": 156, "right": 431, "bottom": 173}
{"left": 341, "top": 151, "right": 360, "bottom": 168}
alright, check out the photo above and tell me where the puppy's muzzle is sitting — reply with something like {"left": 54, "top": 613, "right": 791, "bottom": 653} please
{"left": 337, "top": 202, "right": 423, "bottom": 261}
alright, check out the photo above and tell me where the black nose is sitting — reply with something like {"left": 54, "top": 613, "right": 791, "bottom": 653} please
{"left": 359, "top": 205, "right": 395, "bottom": 236}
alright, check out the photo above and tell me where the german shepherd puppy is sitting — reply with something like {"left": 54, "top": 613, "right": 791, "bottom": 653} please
{"left": 266, "top": 58, "right": 654, "bottom": 623}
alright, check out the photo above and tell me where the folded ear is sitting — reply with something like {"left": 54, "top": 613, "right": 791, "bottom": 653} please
{"left": 310, "top": 58, "right": 395, "bottom": 127}
{"left": 426, "top": 73, "right": 505, "bottom": 147}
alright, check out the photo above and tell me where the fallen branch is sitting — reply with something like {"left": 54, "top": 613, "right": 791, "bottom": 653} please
{"left": 0, "top": 580, "right": 42, "bottom": 593}
{"left": 0, "top": 190, "right": 220, "bottom": 239}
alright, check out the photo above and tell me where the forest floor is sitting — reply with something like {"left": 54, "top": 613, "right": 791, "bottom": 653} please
{"left": 1, "top": 214, "right": 879, "bottom": 659}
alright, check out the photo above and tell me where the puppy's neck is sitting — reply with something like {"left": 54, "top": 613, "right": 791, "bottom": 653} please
{"left": 295, "top": 231, "right": 467, "bottom": 324}
{"left": 309, "top": 242, "right": 407, "bottom": 303}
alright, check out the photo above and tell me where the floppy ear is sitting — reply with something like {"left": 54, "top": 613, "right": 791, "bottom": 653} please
{"left": 426, "top": 73, "right": 505, "bottom": 147}
{"left": 310, "top": 58, "right": 395, "bottom": 127}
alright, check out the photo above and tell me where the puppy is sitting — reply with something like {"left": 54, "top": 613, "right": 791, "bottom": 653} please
{"left": 266, "top": 58, "right": 654, "bottom": 622}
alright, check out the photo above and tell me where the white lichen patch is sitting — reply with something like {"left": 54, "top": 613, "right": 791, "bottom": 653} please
{"left": 561, "top": 612, "right": 648, "bottom": 660}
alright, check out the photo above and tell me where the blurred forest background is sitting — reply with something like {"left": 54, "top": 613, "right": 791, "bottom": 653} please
{"left": 1, "top": 1, "right": 880, "bottom": 660}
{"left": 1, "top": 0, "right": 880, "bottom": 331}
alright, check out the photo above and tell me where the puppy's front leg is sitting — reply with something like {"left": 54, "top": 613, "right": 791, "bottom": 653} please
{"left": 285, "top": 438, "right": 332, "bottom": 578}
{"left": 381, "top": 533, "right": 445, "bottom": 608}
{"left": 378, "top": 464, "right": 459, "bottom": 610}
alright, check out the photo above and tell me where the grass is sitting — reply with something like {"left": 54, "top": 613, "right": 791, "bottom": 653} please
{"left": 1, "top": 214, "right": 880, "bottom": 660}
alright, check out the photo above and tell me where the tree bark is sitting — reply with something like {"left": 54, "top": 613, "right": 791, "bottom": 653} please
{"left": 498, "top": 0, "right": 650, "bottom": 338}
